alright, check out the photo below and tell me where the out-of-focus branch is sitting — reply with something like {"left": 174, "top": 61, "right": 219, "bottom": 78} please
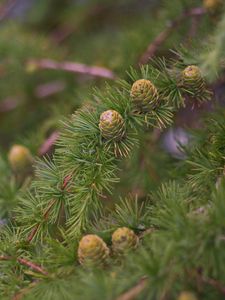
{"left": 35, "top": 80, "right": 66, "bottom": 98}
{"left": 27, "top": 59, "right": 116, "bottom": 80}
{"left": 38, "top": 131, "right": 60, "bottom": 156}
{"left": 0, "top": 0, "right": 17, "bottom": 22}
{"left": 139, "top": 7, "right": 206, "bottom": 64}
{"left": 115, "top": 277, "right": 148, "bottom": 300}
{"left": 0, "top": 97, "right": 19, "bottom": 113}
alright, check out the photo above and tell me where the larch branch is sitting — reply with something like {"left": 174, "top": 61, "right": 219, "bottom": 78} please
{"left": 139, "top": 7, "right": 206, "bottom": 64}
{"left": 27, "top": 59, "right": 116, "bottom": 80}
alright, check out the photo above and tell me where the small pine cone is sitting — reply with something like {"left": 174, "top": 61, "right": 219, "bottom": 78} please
{"left": 99, "top": 110, "right": 126, "bottom": 141}
{"left": 203, "top": 0, "right": 222, "bottom": 13}
{"left": 130, "top": 79, "right": 159, "bottom": 113}
{"left": 178, "top": 291, "right": 198, "bottom": 300}
{"left": 112, "top": 227, "right": 139, "bottom": 255}
{"left": 78, "top": 234, "right": 109, "bottom": 267}
{"left": 181, "top": 65, "right": 206, "bottom": 97}
{"left": 8, "top": 145, "right": 33, "bottom": 172}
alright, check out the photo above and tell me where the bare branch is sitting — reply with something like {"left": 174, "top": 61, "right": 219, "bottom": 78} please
{"left": 0, "top": 255, "right": 48, "bottom": 276}
{"left": 27, "top": 59, "right": 117, "bottom": 80}
{"left": 38, "top": 131, "right": 60, "bottom": 156}
{"left": 139, "top": 7, "right": 206, "bottom": 64}
{"left": 116, "top": 277, "right": 148, "bottom": 300}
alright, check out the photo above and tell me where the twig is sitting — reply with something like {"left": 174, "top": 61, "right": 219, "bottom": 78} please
{"left": 0, "top": 0, "right": 17, "bottom": 22}
{"left": 26, "top": 173, "right": 72, "bottom": 242}
{"left": 195, "top": 270, "right": 225, "bottom": 295}
{"left": 139, "top": 7, "right": 206, "bottom": 64}
{"left": 0, "top": 255, "right": 48, "bottom": 276}
{"left": 27, "top": 199, "right": 56, "bottom": 242}
{"left": 27, "top": 59, "right": 116, "bottom": 80}
{"left": 12, "top": 282, "right": 38, "bottom": 300}
{"left": 38, "top": 131, "right": 60, "bottom": 156}
{"left": 116, "top": 277, "right": 148, "bottom": 300}
{"left": 0, "top": 97, "right": 19, "bottom": 113}
{"left": 35, "top": 80, "right": 66, "bottom": 98}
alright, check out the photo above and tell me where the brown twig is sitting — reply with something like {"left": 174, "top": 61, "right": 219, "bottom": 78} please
{"left": 0, "top": 97, "right": 19, "bottom": 113}
{"left": 195, "top": 270, "right": 225, "bottom": 295}
{"left": 26, "top": 173, "right": 72, "bottom": 242}
{"left": 38, "top": 131, "right": 60, "bottom": 156}
{"left": 27, "top": 199, "right": 56, "bottom": 242}
{"left": 116, "top": 277, "right": 148, "bottom": 300}
{"left": 139, "top": 7, "right": 206, "bottom": 64}
{"left": 35, "top": 80, "right": 66, "bottom": 98}
{"left": 27, "top": 58, "right": 116, "bottom": 80}
{"left": 0, "top": 0, "right": 17, "bottom": 22}
{"left": 0, "top": 255, "right": 48, "bottom": 276}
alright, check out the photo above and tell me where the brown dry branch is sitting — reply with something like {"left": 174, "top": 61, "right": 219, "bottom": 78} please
{"left": 195, "top": 270, "right": 225, "bottom": 296}
{"left": 139, "top": 7, "right": 206, "bottom": 65}
{"left": 0, "top": 97, "right": 19, "bottom": 113}
{"left": 0, "top": 0, "right": 17, "bottom": 22}
{"left": 116, "top": 277, "right": 148, "bottom": 300}
{"left": 0, "top": 255, "right": 48, "bottom": 276}
{"left": 35, "top": 80, "right": 66, "bottom": 98}
{"left": 27, "top": 59, "right": 116, "bottom": 80}
{"left": 38, "top": 131, "right": 60, "bottom": 156}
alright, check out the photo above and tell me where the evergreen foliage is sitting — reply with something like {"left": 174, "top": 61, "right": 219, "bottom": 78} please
{"left": 0, "top": 1, "right": 225, "bottom": 299}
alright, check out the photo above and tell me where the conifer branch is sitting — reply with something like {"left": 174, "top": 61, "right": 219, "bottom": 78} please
{"left": 139, "top": 7, "right": 206, "bottom": 64}
{"left": 27, "top": 59, "right": 117, "bottom": 80}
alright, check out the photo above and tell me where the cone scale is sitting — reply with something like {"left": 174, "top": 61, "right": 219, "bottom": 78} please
{"left": 130, "top": 79, "right": 159, "bottom": 113}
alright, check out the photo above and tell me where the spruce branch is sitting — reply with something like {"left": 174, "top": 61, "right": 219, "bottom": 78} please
{"left": 139, "top": 7, "right": 206, "bottom": 64}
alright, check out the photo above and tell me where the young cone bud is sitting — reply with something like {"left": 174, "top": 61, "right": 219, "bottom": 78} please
{"left": 203, "top": 0, "right": 222, "bottom": 13}
{"left": 112, "top": 227, "right": 139, "bottom": 254}
{"left": 99, "top": 110, "right": 126, "bottom": 141}
{"left": 181, "top": 65, "right": 206, "bottom": 97}
{"left": 8, "top": 145, "right": 33, "bottom": 172}
{"left": 130, "top": 79, "right": 159, "bottom": 113}
{"left": 78, "top": 234, "right": 109, "bottom": 267}
{"left": 178, "top": 291, "right": 198, "bottom": 300}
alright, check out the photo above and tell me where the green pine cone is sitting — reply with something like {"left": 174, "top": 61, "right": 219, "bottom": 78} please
{"left": 99, "top": 110, "right": 126, "bottom": 141}
{"left": 112, "top": 227, "right": 139, "bottom": 255}
{"left": 130, "top": 79, "right": 159, "bottom": 113}
{"left": 8, "top": 144, "right": 33, "bottom": 172}
{"left": 78, "top": 234, "right": 109, "bottom": 267}
{"left": 181, "top": 65, "right": 206, "bottom": 97}
{"left": 178, "top": 291, "right": 198, "bottom": 300}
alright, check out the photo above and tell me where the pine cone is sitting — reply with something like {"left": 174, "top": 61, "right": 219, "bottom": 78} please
{"left": 130, "top": 79, "right": 159, "bottom": 113}
{"left": 99, "top": 110, "right": 126, "bottom": 141}
{"left": 78, "top": 234, "right": 109, "bottom": 267}
{"left": 181, "top": 65, "right": 206, "bottom": 97}
{"left": 178, "top": 291, "right": 198, "bottom": 300}
{"left": 8, "top": 145, "right": 33, "bottom": 172}
{"left": 203, "top": 0, "right": 222, "bottom": 13}
{"left": 112, "top": 227, "right": 139, "bottom": 254}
